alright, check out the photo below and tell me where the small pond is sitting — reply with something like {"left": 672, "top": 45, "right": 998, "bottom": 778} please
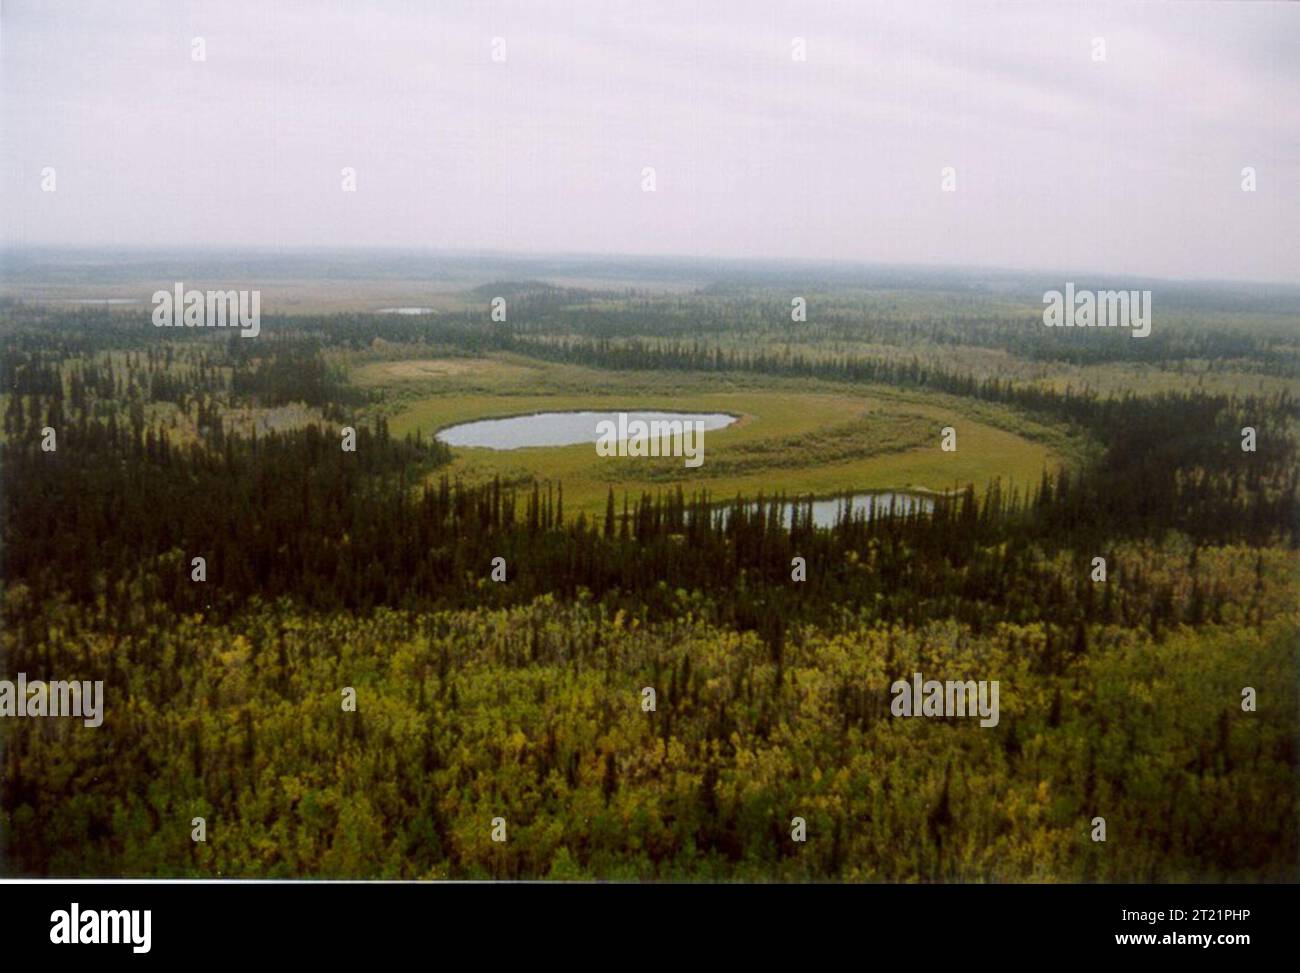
{"left": 714, "top": 492, "right": 935, "bottom": 528}
{"left": 436, "top": 410, "right": 738, "bottom": 450}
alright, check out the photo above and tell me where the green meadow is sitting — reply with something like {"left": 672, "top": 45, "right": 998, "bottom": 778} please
{"left": 354, "top": 354, "right": 1076, "bottom": 518}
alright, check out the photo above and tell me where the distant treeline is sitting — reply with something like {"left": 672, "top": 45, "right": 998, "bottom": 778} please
{"left": 4, "top": 283, "right": 1298, "bottom": 372}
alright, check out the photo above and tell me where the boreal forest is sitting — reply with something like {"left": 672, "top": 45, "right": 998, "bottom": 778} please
{"left": 1, "top": 278, "right": 1296, "bottom": 880}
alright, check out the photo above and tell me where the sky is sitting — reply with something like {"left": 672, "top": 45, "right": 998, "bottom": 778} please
{"left": 2, "top": 0, "right": 1297, "bottom": 283}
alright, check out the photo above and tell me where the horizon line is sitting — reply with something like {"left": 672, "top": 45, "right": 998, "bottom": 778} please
{"left": 2, "top": 243, "right": 1298, "bottom": 291}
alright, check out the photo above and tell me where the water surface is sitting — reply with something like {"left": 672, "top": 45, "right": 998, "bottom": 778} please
{"left": 716, "top": 492, "right": 934, "bottom": 528}
{"left": 436, "top": 410, "right": 737, "bottom": 450}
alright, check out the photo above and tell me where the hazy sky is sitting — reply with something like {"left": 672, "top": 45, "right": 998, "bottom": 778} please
{"left": 3, "top": 0, "right": 1297, "bottom": 282}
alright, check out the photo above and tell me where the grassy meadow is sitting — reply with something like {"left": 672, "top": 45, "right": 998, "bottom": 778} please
{"left": 354, "top": 354, "right": 1076, "bottom": 518}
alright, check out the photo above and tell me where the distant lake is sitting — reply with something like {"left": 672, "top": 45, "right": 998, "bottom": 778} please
{"left": 715, "top": 492, "right": 934, "bottom": 528}
{"left": 436, "top": 410, "right": 737, "bottom": 450}
{"left": 376, "top": 307, "right": 434, "bottom": 315}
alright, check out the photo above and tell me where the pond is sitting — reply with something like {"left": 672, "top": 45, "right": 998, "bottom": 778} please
{"left": 715, "top": 491, "right": 935, "bottom": 528}
{"left": 436, "top": 410, "right": 738, "bottom": 450}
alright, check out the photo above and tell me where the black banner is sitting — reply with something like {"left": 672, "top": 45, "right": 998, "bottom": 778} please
{"left": 0, "top": 881, "right": 1284, "bottom": 960}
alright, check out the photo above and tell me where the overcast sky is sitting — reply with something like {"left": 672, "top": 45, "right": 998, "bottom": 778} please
{"left": 3, "top": 0, "right": 1297, "bottom": 282}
